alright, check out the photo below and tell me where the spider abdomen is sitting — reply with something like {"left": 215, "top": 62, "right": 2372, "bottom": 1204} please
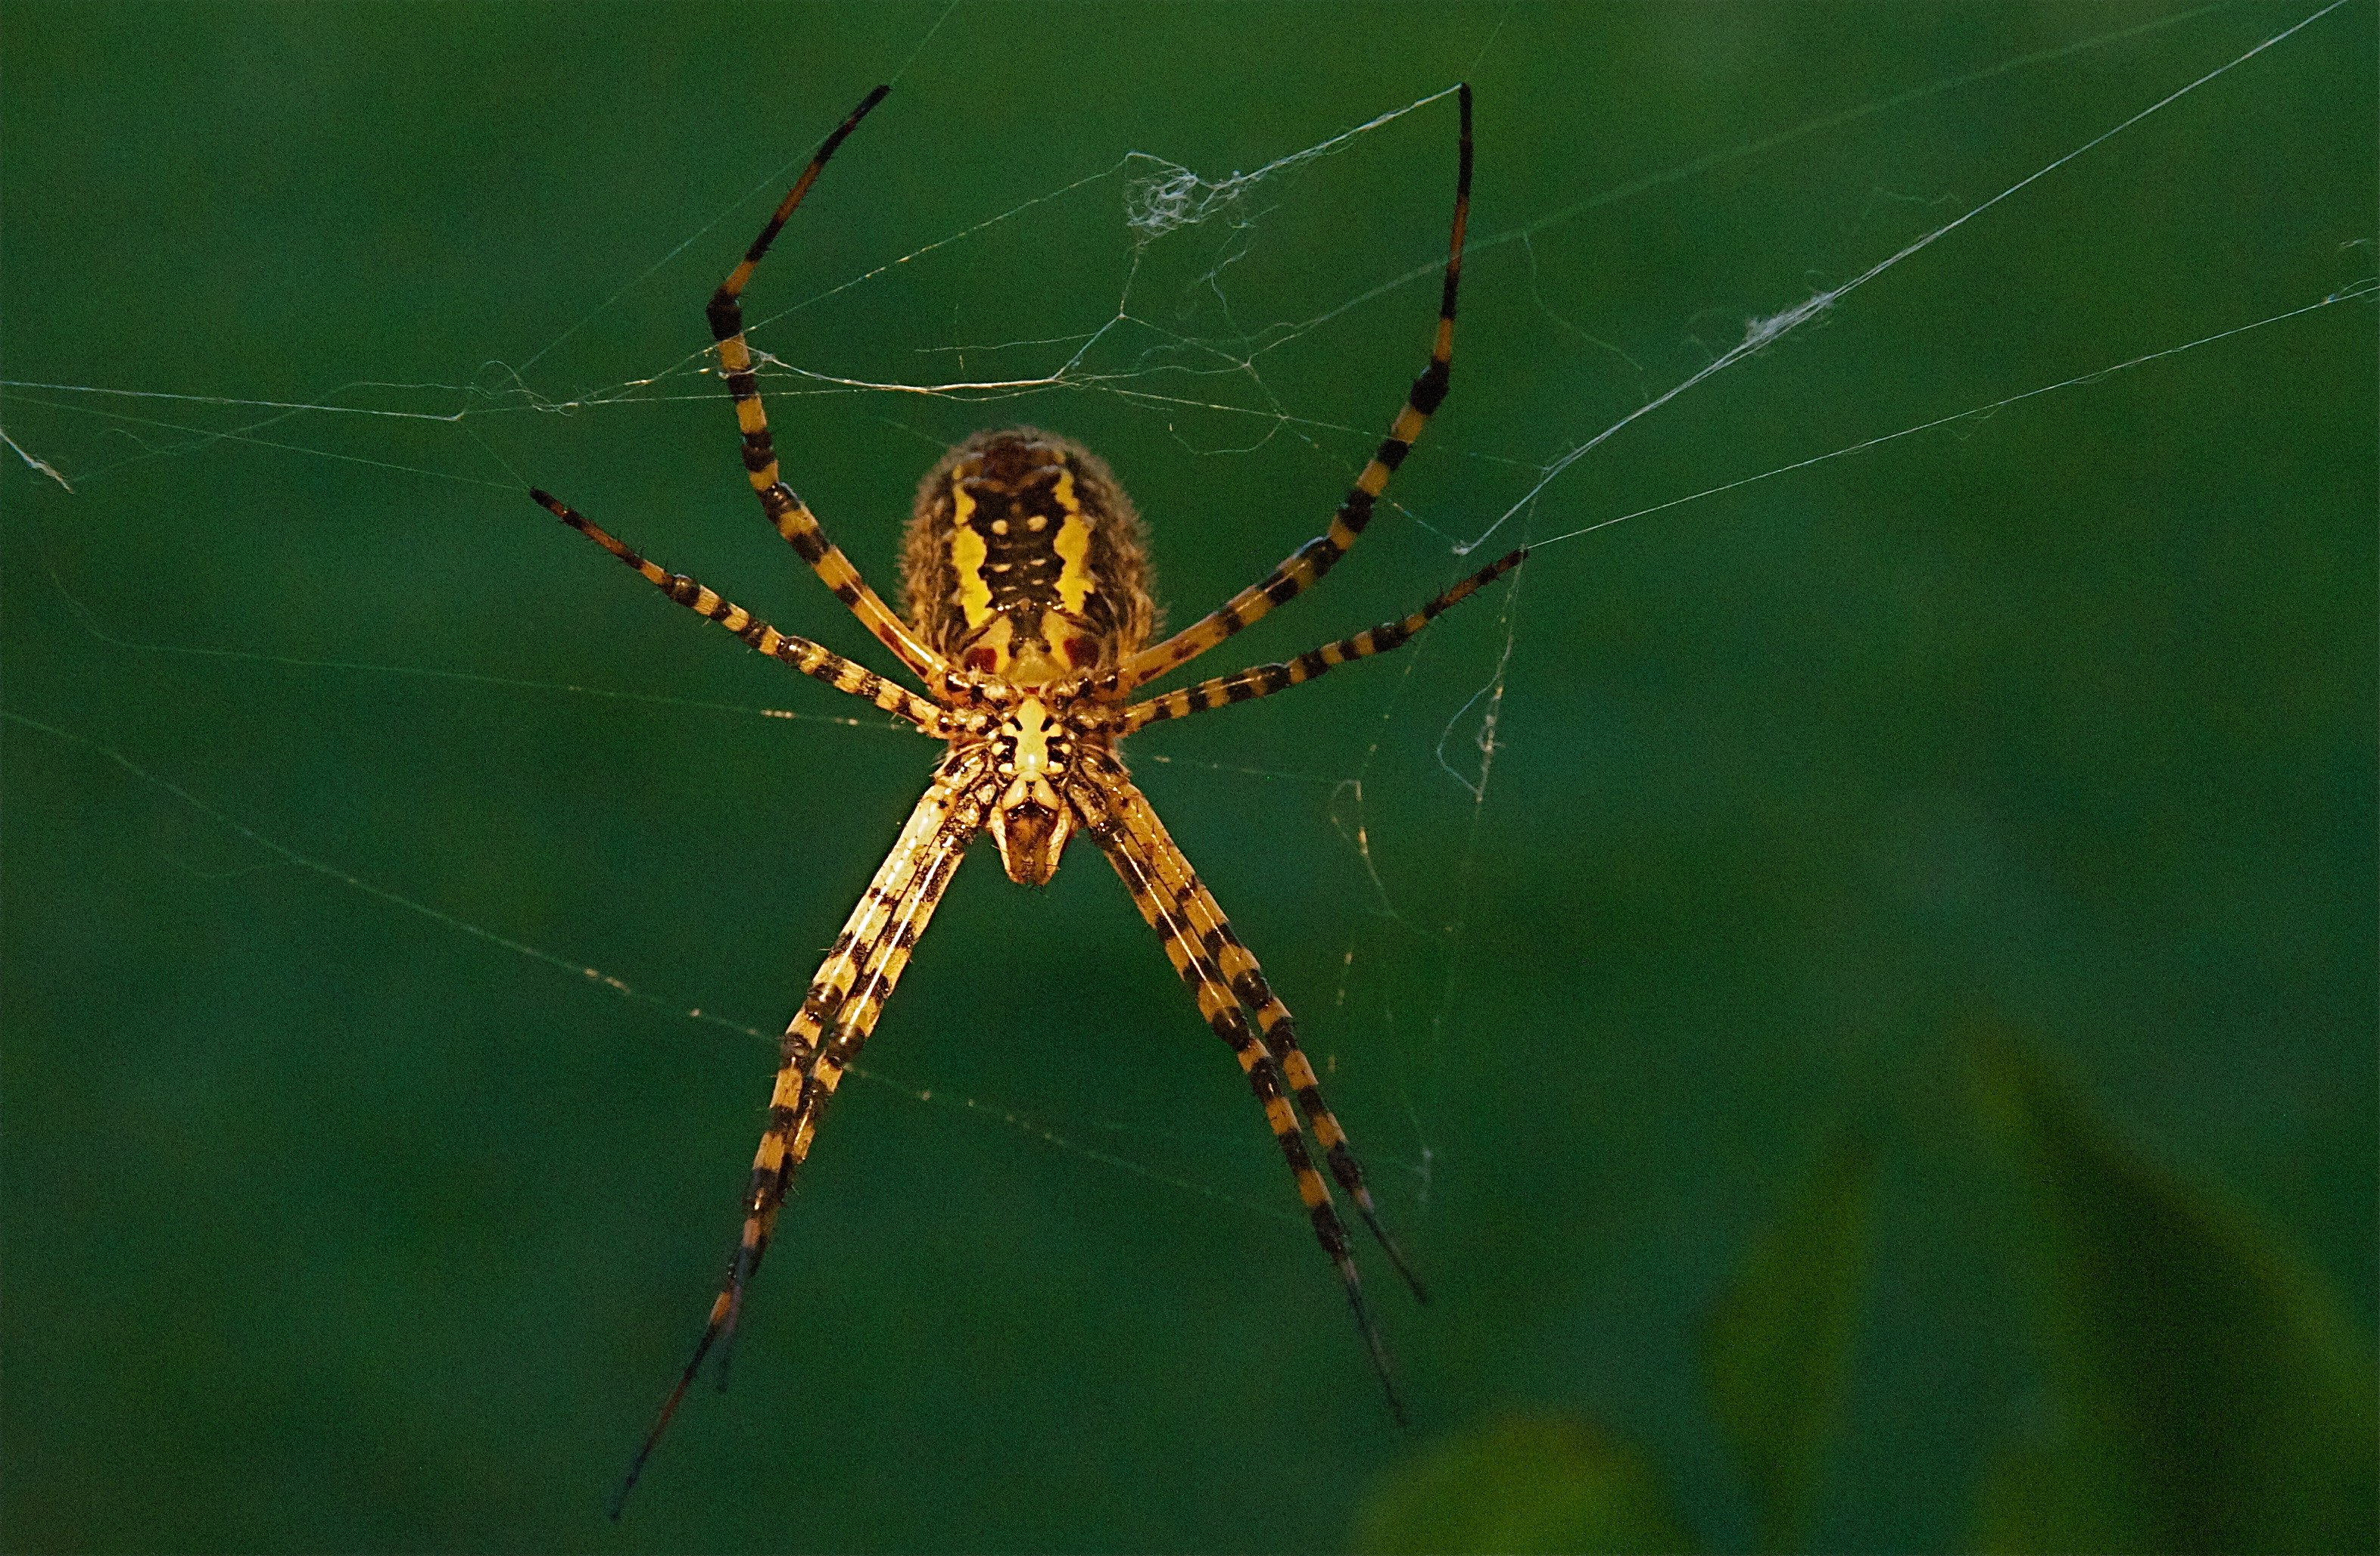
{"left": 902, "top": 428, "right": 1159, "bottom": 683}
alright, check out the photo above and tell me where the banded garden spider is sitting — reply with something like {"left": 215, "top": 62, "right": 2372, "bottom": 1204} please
{"left": 531, "top": 83, "right": 1520, "bottom": 1514}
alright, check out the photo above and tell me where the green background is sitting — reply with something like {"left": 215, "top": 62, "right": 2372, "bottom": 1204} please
{"left": 4, "top": 3, "right": 2372, "bottom": 1551}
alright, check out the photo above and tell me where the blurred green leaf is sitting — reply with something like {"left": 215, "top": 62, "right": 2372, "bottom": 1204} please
{"left": 1973, "top": 1037, "right": 2378, "bottom": 1555}
{"left": 1351, "top": 1414, "right": 1695, "bottom": 1555}
{"left": 1704, "top": 1133, "right": 1878, "bottom": 1552}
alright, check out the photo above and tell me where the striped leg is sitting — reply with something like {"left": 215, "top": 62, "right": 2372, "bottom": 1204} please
{"left": 610, "top": 761, "right": 986, "bottom": 1519}
{"left": 536, "top": 489, "right": 948, "bottom": 731}
{"left": 771, "top": 778, "right": 982, "bottom": 1177}
{"left": 1123, "top": 546, "right": 1522, "bottom": 732}
{"left": 1119, "top": 83, "right": 1473, "bottom": 692}
{"left": 704, "top": 86, "right": 949, "bottom": 685}
{"left": 1095, "top": 770, "right": 1426, "bottom": 1302}
{"left": 710, "top": 782, "right": 982, "bottom": 1380}
{"left": 715, "top": 765, "right": 984, "bottom": 1343}
{"left": 1075, "top": 765, "right": 1407, "bottom": 1424}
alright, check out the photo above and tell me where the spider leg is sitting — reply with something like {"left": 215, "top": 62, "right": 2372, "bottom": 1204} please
{"left": 713, "top": 768, "right": 983, "bottom": 1374}
{"left": 1118, "top": 84, "right": 1472, "bottom": 692}
{"left": 1073, "top": 763, "right": 1409, "bottom": 1424}
{"left": 704, "top": 86, "right": 951, "bottom": 685}
{"left": 535, "top": 490, "right": 948, "bottom": 731}
{"left": 1122, "top": 546, "right": 1522, "bottom": 732}
{"left": 1094, "top": 767, "right": 1428, "bottom": 1303}
{"left": 609, "top": 758, "right": 987, "bottom": 1520}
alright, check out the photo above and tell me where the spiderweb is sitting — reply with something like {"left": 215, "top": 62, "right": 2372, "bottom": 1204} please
{"left": 4, "top": 0, "right": 2371, "bottom": 1238}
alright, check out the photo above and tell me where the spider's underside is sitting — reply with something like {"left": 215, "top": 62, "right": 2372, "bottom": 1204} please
{"left": 531, "top": 82, "right": 1520, "bottom": 1516}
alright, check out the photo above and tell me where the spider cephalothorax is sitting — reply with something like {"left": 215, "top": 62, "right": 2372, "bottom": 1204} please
{"left": 961, "top": 679, "right": 1104, "bottom": 885}
{"left": 535, "top": 81, "right": 1521, "bottom": 1517}
{"left": 902, "top": 428, "right": 1147, "bottom": 883}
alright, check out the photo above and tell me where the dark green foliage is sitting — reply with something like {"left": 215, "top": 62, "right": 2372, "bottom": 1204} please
{"left": 1352, "top": 1415, "right": 1693, "bottom": 1555}
{"left": 4, "top": 3, "right": 2369, "bottom": 1550}
{"left": 1355, "top": 1060, "right": 2375, "bottom": 1556}
{"left": 1973, "top": 1038, "right": 2379, "bottom": 1555}
{"left": 1705, "top": 1136, "right": 1877, "bottom": 1552}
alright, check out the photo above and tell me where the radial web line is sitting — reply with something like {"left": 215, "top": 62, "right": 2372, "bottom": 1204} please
{"left": 1, "top": 707, "right": 1298, "bottom": 1225}
{"left": 1452, "top": 0, "right": 2354, "bottom": 559}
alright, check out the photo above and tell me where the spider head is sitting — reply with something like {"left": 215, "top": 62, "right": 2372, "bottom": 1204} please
{"left": 985, "top": 693, "right": 1077, "bottom": 885}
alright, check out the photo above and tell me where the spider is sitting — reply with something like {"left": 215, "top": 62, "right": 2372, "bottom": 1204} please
{"left": 529, "top": 82, "right": 1519, "bottom": 1514}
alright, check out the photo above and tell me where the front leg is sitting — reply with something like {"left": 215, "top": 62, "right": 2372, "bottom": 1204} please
{"left": 1118, "top": 83, "right": 1474, "bottom": 691}
{"left": 704, "top": 86, "right": 951, "bottom": 684}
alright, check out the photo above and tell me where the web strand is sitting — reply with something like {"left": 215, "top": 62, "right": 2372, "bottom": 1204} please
{"left": 3, "top": 2, "right": 2362, "bottom": 1243}
{"left": 1452, "top": 0, "right": 2356, "bottom": 558}
{"left": 2, "top": 707, "right": 1307, "bottom": 1225}
{"left": 1531, "top": 281, "right": 2378, "bottom": 552}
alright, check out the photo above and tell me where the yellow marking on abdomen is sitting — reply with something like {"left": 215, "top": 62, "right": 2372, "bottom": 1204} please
{"left": 1050, "top": 469, "right": 1095, "bottom": 614}
{"left": 949, "top": 480, "right": 994, "bottom": 628}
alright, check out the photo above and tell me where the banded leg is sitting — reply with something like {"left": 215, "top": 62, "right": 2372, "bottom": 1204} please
{"left": 715, "top": 765, "right": 984, "bottom": 1346}
{"left": 610, "top": 761, "right": 986, "bottom": 1518}
{"left": 1075, "top": 768, "right": 1407, "bottom": 1423}
{"left": 1119, "top": 83, "right": 1473, "bottom": 692}
{"left": 1123, "top": 546, "right": 1522, "bottom": 732}
{"left": 536, "top": 489, "right": 948, "bottom": 731}
{"left": 1096, "top": 767, "right": 1425, "bottom": 1302}
{"left": 713, "top": 786, "right": 981, "bottom": 1373}
{"left": 774, "top": 784, "right": 981, "bottom": 1170}
{"left": 704, "top": 86, "right": 949, "bottom": 685}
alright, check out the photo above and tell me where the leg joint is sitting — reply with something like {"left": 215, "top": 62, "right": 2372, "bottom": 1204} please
{"left": 706, "top": 290, "right": 743, "bottom": 341}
